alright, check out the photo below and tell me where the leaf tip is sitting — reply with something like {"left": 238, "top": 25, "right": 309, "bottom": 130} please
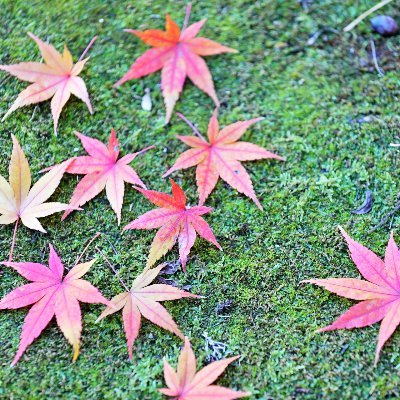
{"left": 72, "top": 343, "right": 80, "bottom": 362}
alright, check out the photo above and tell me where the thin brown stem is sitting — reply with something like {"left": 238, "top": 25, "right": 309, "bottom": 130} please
{"left": 9, "top": 218, "right": 19, "bottom": 263}
{"left": 96, "top": 246, "right": 129, "bottom": 291}
{"left": 135, "top": 145, "right": 156, "bottom": 157}
{"left": 176, "top": 112, "right": 206, "bottom": 141}
{"left": 74, "top": 232, "right": 101, "bottom": 265}
{"left": 182, "top": 3, "right": 192, "bottom": 32}
{"left": 78, "top": 35, "right": 98, "bottom": 62}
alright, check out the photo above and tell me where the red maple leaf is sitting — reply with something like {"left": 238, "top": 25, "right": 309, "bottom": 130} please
{"left": 163, "top": 110, "right": 284, "bottom": 209}
{"left": 304, "top": 226, "right": 400, "bottom": 364}
{"left": 96, "top": 263, "right": 199, "bottom": 360}
{"left": 60, "top": 128, "right": 153, "bottom": 224}
{"left": 124, "top": 179, "right": 221, "bottom": 272}
{"left": 160, "top": 337, "right": 250, "bottom": 399}
{"left": 0, "top": 244, "right": 111, "bottom": 365}
{"left": 113, "top": 5, "right": 237, "bottom": 122}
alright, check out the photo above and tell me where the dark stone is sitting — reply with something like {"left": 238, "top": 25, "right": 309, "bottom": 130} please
{"left": 370, "top": 15, "right": 399, "bottom": 37}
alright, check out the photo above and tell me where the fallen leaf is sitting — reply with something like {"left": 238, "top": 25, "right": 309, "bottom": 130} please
{"left": 58, "top": 128, "right": 154, "bottom": 224}
{"left": 160, "top": 337, "right": 250, "bottom": 399}
{"left": 203, "top": 332, "right": 230, "bottom": 362}
{"left": 113, "top": 6, "right": 237, "bottom": 122}
{"left": 0, "top": 135, "right": 72, "bottom": 261}
{"left": 304, "top": 226, "right": 400, "bottom": 364}
{"left": 163, "top": 110, "right": 284, "bottom": 209}
{"left": 351, "top": 189, "right": 373, "bottom": 215}
{"left": 0, "top": 244, "right": 111, "bottom": 365}
{"left": 0, "top": 33, "right": 96, "bottom": 134}
{"left": 96, "top": 263, "right": 199, "bottom": 359}
{"left": 124, "top": 179, "right": 221, "bottom": 272}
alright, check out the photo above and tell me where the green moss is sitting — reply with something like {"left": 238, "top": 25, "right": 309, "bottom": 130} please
{"left": 0, "top": 0, "right": 400, "bottom": 398}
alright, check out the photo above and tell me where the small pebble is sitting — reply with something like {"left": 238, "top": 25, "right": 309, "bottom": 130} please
{"left": 370, "top": 15, "right": 399, "bottom": 37}
{"left": 141, "top": 88, "right": 152, "bottom": 111}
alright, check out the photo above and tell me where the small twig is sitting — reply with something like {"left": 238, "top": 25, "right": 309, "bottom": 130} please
{"left": 96, "top": 246, "right": 129, "bottom": 291}
{"left": 176, "top": 112, "right": 206, "bottom": 141}
{"left": 370, "top": 39, "right": 385, "bottom": 77}
{"left": 344, "top": 0, "right": 394, "bottom": 32}
{"left": 101, "top": 235, "right": 119, "bottom": 257}
{"left": 8, "top": 218, "right": 19, "bottom": 263}
{"left": 369, "top": 202, "right": 400, "bottom": 233}
{"left": 182, "top": 3, "right": 192, "bottom": 32}
{"left": 0, "top": 74, "right": 11, "bottom": 86}
{"left": 390, "top": 143, "right": 400, "bottom": 147}
{"left": 30, "top": 105, "right": 39, "bottom": 122}
{"left": 78, "top": 35, "right": 98, "bottom": 62}
{"left": 135, "top": 145, "right": 155, "bottom": 157}
{"left": 74, "top": 232, "right": 101, "bottom": 265}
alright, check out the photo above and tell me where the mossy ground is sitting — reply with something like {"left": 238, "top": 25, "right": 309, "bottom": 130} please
{"left": 0, "top": 0, "right": 400, "bottom": 398}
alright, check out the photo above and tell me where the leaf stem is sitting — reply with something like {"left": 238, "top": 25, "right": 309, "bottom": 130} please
{"left": 96, "top": 246, "right": 129, "bottom": 291}
{"left": 370, "top": 39, "right": 384, "bottom": 77}
{"left": 182, "top": 3, "right": 192, "bottom": 32}
{"left": 74, "top": 232, "right": 101, "bottom": 265}
{"left": 135, "top": 145, "right": 156, "bottom": 157}
{"left": 176, "top": 112, "right": 206, "bottom": 141}
{"left": 9, "top": 218, "right": 19, "bottom": 263}
{"left": 78, "top": 35, "right": 98, "bottom": 62}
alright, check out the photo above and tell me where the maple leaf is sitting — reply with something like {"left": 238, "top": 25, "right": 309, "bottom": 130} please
{"left": 0, "top": 244, "right": 112, "bottom": 365}
{"left": 124, "top": 179, "right": 221, "bottom": 272}
{"left": 113, "top": 4, "right": 237, "bottom": 122}
{"left": 0, "top": 33, "right": 97, "bottom": 134}
{"left": 163, "top": 110, "right": 284, "bottom": 210}
{"left": 0, "top": 135, "right": 73, "bottom": 261}
{"left": 59, "top": 128, "right": 154, "bottom": 225}
{"left": 160, "top": 337, "right": 250, "bottom": 400}
{"left": 96, "top": 263, "right": 199, "bottom": 360}
{"left": 304, "top": 226, "right": 400, "bottom": 365}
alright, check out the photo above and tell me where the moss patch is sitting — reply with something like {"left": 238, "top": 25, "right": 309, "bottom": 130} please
{"left": 1, "top": 0, "right": 400, "bottom": 398}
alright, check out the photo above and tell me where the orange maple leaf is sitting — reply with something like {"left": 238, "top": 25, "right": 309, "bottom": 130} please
{"left": 96, "top": 263, "right": 199, "bottom": 360}
{"left": 164, "top": 110, "right": 284, "bottom": 209}
{"left": 160, "top": 337, "right": 250, "bottom": 399}
{"left": 0, "top": 33, "right": 96, "bottom": 134}
{"left": 114, "top": 5, "right": 237, "bottom": 122}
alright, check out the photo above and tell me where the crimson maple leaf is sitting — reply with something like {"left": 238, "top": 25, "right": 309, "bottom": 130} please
{"left": 113, "top": 6, "right": 237, "bottom": 122}
{"left": 304, "top": 226, "right": 400, "bottom": 364}
{"left": 59, "top": 128, "right": 153, "bottom": 224}
{"left": 0, "top": 33, "right": 96, "bottom": 134}
{"left": 124, "top": 179, "right": 221, "bottom": 272}
{"left": 163, "top": 110, "right": 284, "bottom": 209}
{"left": 160, "top": 337, "right": 250, "bottom": 399}
{"left": 96, "top": 263, "right": 199, "bottom": 360}
{"left": 0, "top": 244, "right": 112, "bottom": 365}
